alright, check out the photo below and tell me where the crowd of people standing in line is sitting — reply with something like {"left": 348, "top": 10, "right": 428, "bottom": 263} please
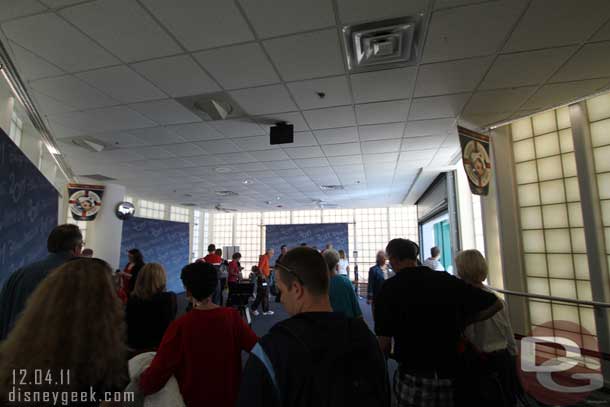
{"left": 0, "top": 223, "right": 521, "bottom": 407}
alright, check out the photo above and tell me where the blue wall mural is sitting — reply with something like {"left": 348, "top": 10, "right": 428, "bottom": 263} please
{"left": 120, "top": 217, "right": 189, "bottom": 293}
{"left": 265, "top": 223, "right": 349, "bottom": 264}
{"left": 0, "top": 129, "right": 58, "bottom": 287}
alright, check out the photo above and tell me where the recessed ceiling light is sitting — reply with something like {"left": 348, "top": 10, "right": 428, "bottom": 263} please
{"left": 276, "top": 196, "right": 281, "bottom": 200}
{"left": 243, "top": 179, "right": 253, "bottom": 184}
{"left": 215, "top": 190, "right": 238, "bottom": 197}
{"left": 215, "top": 167, "right": 233, "bottom": 173}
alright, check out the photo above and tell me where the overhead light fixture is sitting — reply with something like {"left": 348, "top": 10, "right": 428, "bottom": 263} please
{"left": 320, "top": 184, "right": 345, "bottom": 191}
{"left": 276, "top": 195, "right": 281, "bottom": 200}
{"left": 215, "top": 167, "right": 233, "bottom": 173}
{"left": 46, "top": 144, "right": 61, "bottom": 155}
{"left": 243, "top": 179, "right": 253, "bottom": 184}
{"left": 215, "top": 190, "right": 238, "bottom": 197}
{"left": 0, "top": 65, "right": 25, "bottom": 108}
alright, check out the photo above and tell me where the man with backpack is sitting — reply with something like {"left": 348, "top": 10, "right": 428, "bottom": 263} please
{"left": 238, "top": 246, "right": 389, "bottom": 407}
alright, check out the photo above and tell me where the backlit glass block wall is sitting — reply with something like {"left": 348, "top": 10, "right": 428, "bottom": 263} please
{"left": 234, "top": 212, "right": 262, "bottom": 271}
{"left": 511, "top": 106, "right": 597, "bottom": 358}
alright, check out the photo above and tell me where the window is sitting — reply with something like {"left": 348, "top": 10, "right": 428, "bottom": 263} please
{"left": 262, "top": 211, "right": 291, "bottom": 225}
{"left": 203, "top": 212, "right": 210, "bottom": 250}
{"left": 212, "top": 213, "right": 233, "bottom": 249}
{"left": 292, "top": 210, "right": 321, "bottom": 224}
{"left": 139, "top": 200, "right": 165, "bottom": 220}
{"left": 389, "top": 207, "right": 419, "bottom": 243}
{"left": 124, "top": 195, "right": 134, "bottom": 203}
{"left": 8, "top": 110, "right": 22, "bottom": 147}
{"left": 471, "top": 195, "right": 485, "bottom": 255}
{"left": 192, "top": 210, "right": 201, "bottom": 262}
{"left": 354, "top": 208, "right": 389, "bottom": 273}
{"left": 235, "top": 212, "right": 262, "bottom": 271}
{"left": 170, "top": 206, "right": 189, "bottom": 223}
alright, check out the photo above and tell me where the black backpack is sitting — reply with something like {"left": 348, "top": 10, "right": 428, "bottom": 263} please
{"left": 274, "top": 315, "right": 390, "bottom": 407}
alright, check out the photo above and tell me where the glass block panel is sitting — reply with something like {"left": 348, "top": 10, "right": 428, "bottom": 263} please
{"left": 516, "top": 161, "right": 538, "bottom": 184}
{"left": 574, "top": 254, "right": 590, "bottom": 280}
{"left": 535, "top": 132, "right": 560, "bottom": 158}
{"left": 514, "top": 138, "right": 535, "bottom": 162}
{"left": 523, "top": 230, "right": 545, "bottom": 252}
{"left": 529, "top": 301, "right": 552, "bottom": 325}
{"left": 561, "top": 153, "right": 578, "bottom": 177}
{"left": 601, "top": 200, "right": 610, "bottom": 226}
{"left": 586, "top": 92, "right": 610, "bottom": 122}
{"left": 598, "top": 173, "right": 610, "bottom": 200}
{"left": 511, "top": 117, "right": 533, "bottom": 141}
{"left": 539, "top": 180, "right": 566, "bottom": 204}
{"left": 525, "top": 253, "right": 547, "bottom": 277}
{"left": 545, "top": 229, "right": 571, "bottom": 253}
{"left": 570, "top": 228, "right": 586, "bottom": 253}
{"left": 521, "top": 206, "right": 543, "bottom": 229}
{"left": 556, "top": 106, "right": 571, "bottom": 129}
{"left": 559, "top": 129, "right": 574, "bottom": 153}
{"left": 576, "top": 281, "right": 593, "bottom": 302}
{"left": 518, "top": 184, "right": 541, "bottom": 206}
{"left": 528, "top": 277, "right": 550, "bottom": 295}
{"left": 580, "top": 307, "right": 597, "bottom": 335}
{"left": 594, "top": 145, "right": 610, "bottom": 172}
{"left": 542, "top": 204, "right": 568, "bottom": 228}
{"left": 552, "top": 304, "right": 580, "bottom": 325}
{"left": 549, "top": 279, "right": 577, "bottom": 299}
{"left": 533, "top": 110, "right": 557, "bottom": 135}
{"left": 590, "top": 118, "right": 610, "bottom": 147}
{"left": 547, "top": 254, "right": 574, "bottom": 279}
{"left": 565, "top": 177, "right": 581, "bottom": 202}
{"left": 538, "top": 155, "right": 563, "bottom": 181}
{"left": 567, "top": 202, "right": 583, "bottom": 227}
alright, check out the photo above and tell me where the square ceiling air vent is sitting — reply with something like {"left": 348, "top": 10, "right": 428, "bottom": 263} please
{"left": 342, "top": 17, "right": 421, "bottom": 72}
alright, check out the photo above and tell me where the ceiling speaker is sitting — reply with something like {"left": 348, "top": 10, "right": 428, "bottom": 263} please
{"left": 270, "top": 122, "right": 294, "bottom": 145}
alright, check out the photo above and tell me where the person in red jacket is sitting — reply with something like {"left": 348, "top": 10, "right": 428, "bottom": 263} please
{"left": 138, "top": 262, "right": 257, "bottom": 407}
{"left": 200, "top": 244, "right": 222, "bottom": 264}
{"left": 251, "top": 248, "right": 274, "bottom": 316}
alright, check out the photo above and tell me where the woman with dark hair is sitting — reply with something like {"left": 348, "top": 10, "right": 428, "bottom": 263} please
{"left": 138, "top": 261, "right": 258, "bottom": 407}
{"left": 0, "top": 258, "right": 129, "bottom": 405}
{"left": 119, "top": 248, "right": 145, "bottom": 299}
{"left": 226, "top": 252, "right": 242, "bottom": 306}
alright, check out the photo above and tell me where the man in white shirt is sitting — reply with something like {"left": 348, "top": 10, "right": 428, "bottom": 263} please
{"left": 423, "top": 246, "right": 445, "bottom": 271}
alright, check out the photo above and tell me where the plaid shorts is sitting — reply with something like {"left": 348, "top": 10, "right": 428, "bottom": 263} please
{"left": 394, "top": 370, "right": 455, "bottom": 407}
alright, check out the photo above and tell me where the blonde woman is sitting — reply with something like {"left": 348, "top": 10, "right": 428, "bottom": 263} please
{"left": 0, "top": 258, "right": 128, "bottom": 404}
{"left": 126, "top": 263, "right": 176, "bottom": 353}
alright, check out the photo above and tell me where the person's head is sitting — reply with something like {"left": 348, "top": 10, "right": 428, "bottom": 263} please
{"left": 322, "top": 249, "right": 340, "bottom": 275}
{"left": 275, "top": 247, "right": 329, "bottom": 315}
{"left": 385, "top": 239, "right": 419, "bottom": 271}
{"left": 266, "top": 248, "right": 274, "bottom": 258}
{"left": 300, "top": 243, "right": 307, "bottom": 247}
{"left": 132, "top": 263, "right": 166, "bottom": 300}
{"left": 325, "top": 243, "right": 333, "bottom": 250}
{"left": 128, "top": 248, "right": 143, "bottom": 264}
{"left": 0, "top": 258, "right": 127, "bottom": 395}
{"left": 181, "top": 262, "right": 218, "bottom": 304}
{"left": 338, "top": 249, "right": 346, "bottom": 259}
{"left": 47, "top": 224, "right": 83, "bottom": 256}
{"left": 455, "top": 249, "right": 488, "bottom": 285}
{"left": 232, "top": 252, "right": 242, "bottom": 261}
{"left": 280, "top": 245, "right": 288, "bottom": 254}
{"left": 431, "top": 246, "right": 441, "bottom": 259}
{"left": 81, "top": 248, "right": 93, "bottom": 258}
{"left": 376, "top": 250, "right": 386, "bottom": 266}
{"left": 207, "top": 244, "right": 216, "bottom": 253}
{"left": 215, "top": 248, "right": 222, "bottom": 257}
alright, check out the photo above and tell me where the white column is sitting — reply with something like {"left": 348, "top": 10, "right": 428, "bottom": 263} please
{"left": 87, "top": 183, "right": 125, "bottom": 270}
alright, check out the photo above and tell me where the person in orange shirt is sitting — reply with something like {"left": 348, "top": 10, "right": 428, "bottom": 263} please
{"left": 251, "top": 248, "right": 274, "bottom": 316}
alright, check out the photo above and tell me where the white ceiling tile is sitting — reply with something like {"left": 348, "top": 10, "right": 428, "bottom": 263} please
{"left": 593, "top": 21, "right": 610, "bottom": 41}
{"left": 402, "top": 135, "right": 445, "bottom": 151}
{"left": 3, "top": 13, "right": 119, "bottom": 72}
{"left": 0, "top": 0, "right": 46, "bottom": 21}
{"left": 397, "top": 155, "right": 430, "bottom": 168}
{"left": 361, "top": 139, "right": 402, "bottom": 154}
{"left": 284, "top": 146, "right": 324, "bottom": 159}
{"left": 333, "top": 164, "right": 364, "bottom": 174}
{"left": 336, "top": 0, "right": 426, "bottom": 24}
{"left": 75, "top": 131, "right": 147, "bottom": 148}
{"left": 131, "top": 55, "right": 220, "bottom": 97}
{"left": 399, "top": 149, "right": 437, "bottom": 160}
{"left": 232, "top": 135, "right": 278, "bottom": 151}
{"left": 141, "top": 0, "right": 254, "bottom": 50}
{"left": 330, "top": 155, "right": 363, "bottom": 166}
{"left": 290, "top": 131, "right": 319, "bottom": 147}
{"left": 322, "top": 142, "right": 361, "bottom": 157}
{"left": 8, "top": 42, "right": 64, "bottom": 80}
{"left": 415, "top": 57, "right": 493, "bottom": 97}
{"left": 302, "top": 166, "right": 334, "bottom": 177}
{"left": 60, "top": 0, "right": 181, "bottom": 62}
{"left": 168, "top": 122, "right": 224, "bottom": 141}
{"left": 359, "top": 123, "right": 404, "bottom": 141}
{"left": 161, "top": 143, "right": 207, "bottom": 157}
{"left": 76, "top": 65, "right": 166, "bottom": 103}
{"left": 522, "top": 79, "right": 610, "bottom": 110}
{"left": 239, "top": 0, "right": 335, "bottom": 38}
{"left": 98, "top": 149, "right": 145, "bottom": 162}
{"left": 355, "top": 100, "right": 409, "bottom": 125}
{"left": 195, "top": 139, "right": 240, "bottom": 154}
{"left": 216, "top": 152, "right": 258, "bottom": 163}
{"left": 409, "top": 94, "right": 470, "bottom": 120}
{"left": 194, "top": 43, "right": 279, "bottom": 89}
{"left": 31, "top": 89, "right": 78, "bottom": 115}
{"left": 30, "top": 74, "right": 118, "bottom": 109}
{"left": 480, "top": 47, "right": 576, "bottom": 90}
{"left": 314, "top": 127, "right": 359, "bottom": 145}
{"left": 434, "top": 0, "right": 490, "bottom": 9}
{"left": 40, "top": 0, "right": 84, "bottom": 7}
{"left": 405, "top": 118, "right": 456, "bottom": 137}
{"left": 128, "top": 126, "right": 186, "bottom": 145}
{"left": 464, "top": 87, "right": 536, "bottom": 114}
{"left": 279, "top": 168, "right": 306, "bottom": 177}
{"left": 137, "top": 146, "right": 175, "bottom": 159}
{"left": 461, "top": 112, "right": 512, "bottom": 128}
{"left": 210, "top": 119, "right": 266, "bottom": 138}
{"left": 129, "top": 99, "right": 202, "bottom": 125}
{"left": 48, "top": 106, "right": 156, "bottom": 134}
{"left": 264, "top": 29, "right": 344, "bottom": 81}
{"left": 504, "top": 0, "right": 610, "bottom": 52}
{"left": 423, "top": 0, "right": 527, "bottom": 63}
{"left": 303, "top": 106, "right": 356, "bottom": 129}
{"left": 351, "top": 67, "right": 416, "bottom": 104}
{"left": 287, "top": 76, "right": 351, "bottom": 109}
{"left": 551, "top": 42, "right": 610, "bottom": 82}
{"left": 255, "top": 112, "right": 309, "bottom": 132}
{"left": 249, "top": 149, "right": 290, "bottom": 161}
{"left": 230, "top": 84, "right": 297, "bottom": 115}
{"left": 363, "top": 152, "right": 398, "bottom": 163}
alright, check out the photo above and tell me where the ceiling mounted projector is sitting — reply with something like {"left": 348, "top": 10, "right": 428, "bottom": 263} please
{"left": 270, "top": 122, "right": 294, "bottom": 145}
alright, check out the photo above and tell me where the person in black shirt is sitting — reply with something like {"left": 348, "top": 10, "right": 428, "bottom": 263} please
{"left": 374, "top": 239, "right": 502, "bottom": 407}
{"left": 273, "top": 244, "right": 288, "bottom": 303}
